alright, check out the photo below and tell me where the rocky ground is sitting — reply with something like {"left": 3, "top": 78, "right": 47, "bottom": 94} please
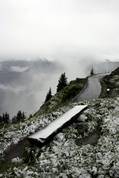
{"left": 0, "top": 96, "right": 119, "bottom": 178}
{"left": 0, "top": 68, "right": 119, "bottom": 178}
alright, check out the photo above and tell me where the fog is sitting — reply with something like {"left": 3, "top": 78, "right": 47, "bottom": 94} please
{"left": 0, "top": 0, "right": 119, "bottom": 59}
{"left": 0, "top": 58, "right": 91, "bottom": 116}
{"left": 0, "top": 0, "right": 119, "bottom": 116}
{"left": 0, "top": 58, "right": 118, "bottom": 117}
{"left": 0, "top": 59, "right": 62, "bottom": 116}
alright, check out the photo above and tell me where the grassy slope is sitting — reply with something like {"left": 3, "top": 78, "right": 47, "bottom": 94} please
{"left": 35, "top": 77, "right": 87, "bottom": 116}
{"left": 0, "top": 77, "right": 88, "bottom": 175}
{"left": 1, "top": 73, "right": 119, "bottom": 177}
{"left": 100, "top": 67, "right": 119, "bottom": 98}
{"left": 0, "top": 77, "right": 87, "bottom": 155}
{"left": 2, "top": 97, "right": 119, "bottom": 178}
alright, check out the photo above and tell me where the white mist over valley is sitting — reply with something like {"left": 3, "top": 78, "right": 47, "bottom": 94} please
{"left": 0, "top": 58, "right": 118, "bottom": 116}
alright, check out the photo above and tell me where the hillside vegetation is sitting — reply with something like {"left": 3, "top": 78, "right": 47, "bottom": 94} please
{"left": 1, "top": 68, "right": 119, "bottom": 177}
{"left": 100, "top": 67, "right": 119, "bottom": 97}
{"left": 36, "top": 77, "right": 87, "bottom": 115}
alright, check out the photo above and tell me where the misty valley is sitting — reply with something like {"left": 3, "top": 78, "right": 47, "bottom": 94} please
{"left": 0, "top": 59, "right": 118, "bottom": 117}
{"left": 0, "top": 59, "right": 63, "bottom": 116}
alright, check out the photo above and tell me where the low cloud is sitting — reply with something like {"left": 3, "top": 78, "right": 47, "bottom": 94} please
{"left": 0, "top": 58, "right": 118, "bottom": 117}
{"left": 10, "top": 66, "right": 29, "bottom": 72}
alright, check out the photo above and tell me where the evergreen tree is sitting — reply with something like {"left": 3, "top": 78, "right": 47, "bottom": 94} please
{"left": 12, "top": 111, "right": 25, "bottom": 123}
{"left": 0, "top": 115, "right": 3, "bottom": 124}
{"left": 16, "top": 110, "right": 26, "bottom": 122}
{"left": 57, "top": 73, "right": 68, "bottom": 92}
{"left": 12, "top": 116, "right": 17, "bottom": 123}
{"left": 44, "top": 88, "right": 52, "bottom": 103}
{"left": 90, "top": 68, "right": 94, "bottom": 76}
{"left": 22, "top": 112, "right": 25, "bottom": 120}
{"left": 3, "top": 112, "right": 9, "bottom": 124}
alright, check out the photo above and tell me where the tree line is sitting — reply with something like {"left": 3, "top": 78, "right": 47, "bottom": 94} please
{"left": 0, "top": 110, "right": 26, "bottom": 125}
{"left": 0, "top": 73, "right": 67, "bottom": 125}
{"left": 44, "top": 68, "right": 95, "bottom": 103}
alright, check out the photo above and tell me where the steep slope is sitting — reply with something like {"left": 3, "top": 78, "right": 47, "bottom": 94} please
{"left": 1, "top": 69, "right": 119, "bottom": 177}
{"left": 100, "top": 67, "right": 119, "bottom": 97}
{"left": 0, "top": 77, "right": 87, "bottom": 161}
{"left": 36, "top": 77, "right": 87, "bottom": 115}
{"left": 1, "top": 97, "right": 119, "bottom": 178}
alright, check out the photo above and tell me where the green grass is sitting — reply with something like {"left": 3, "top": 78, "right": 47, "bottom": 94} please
{"left": 35, "top": 77, "right": 87, "bottom": 115}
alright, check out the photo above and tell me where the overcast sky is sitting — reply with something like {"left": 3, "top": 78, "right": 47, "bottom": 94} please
{"left": 0, "top": 0, "right": 119, "bottom": 61}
